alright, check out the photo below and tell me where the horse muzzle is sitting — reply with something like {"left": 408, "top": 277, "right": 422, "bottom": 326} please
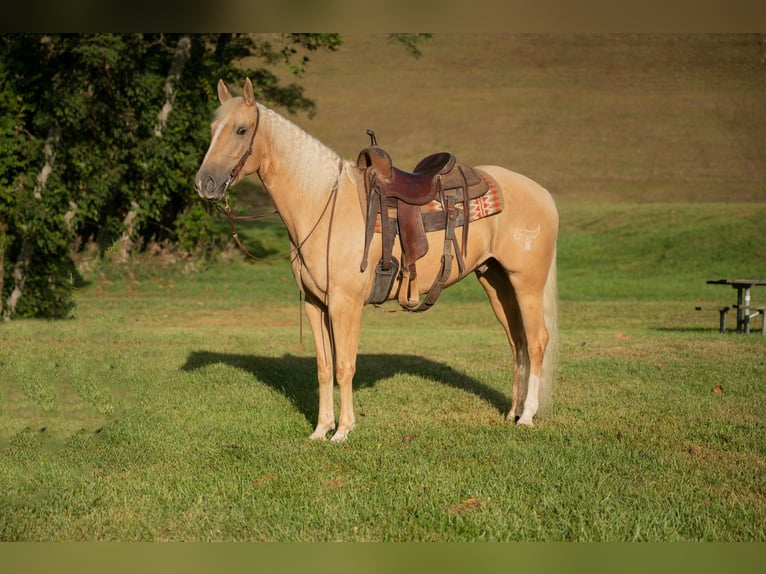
{"left": 194, "top": 172, "right": 227, "bottom": 201}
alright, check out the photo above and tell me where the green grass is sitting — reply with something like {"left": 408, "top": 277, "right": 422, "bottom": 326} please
{"left": 1, "top": 35, "right": 765, "bottom": 541}
{"left": 1, "top": 203, "right": 764, "bottom": 541}
{"left": 559, "top": 202, "right": 766, "bottom": 300}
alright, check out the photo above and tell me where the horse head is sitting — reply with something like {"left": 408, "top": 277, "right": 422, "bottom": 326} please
{"left": 194, "top": 78, "right": 260, "bottom": 200}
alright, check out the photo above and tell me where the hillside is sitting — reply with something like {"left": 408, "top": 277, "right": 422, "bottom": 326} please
{"left": 240, "top": 34, "right": 766, "bottom": 204}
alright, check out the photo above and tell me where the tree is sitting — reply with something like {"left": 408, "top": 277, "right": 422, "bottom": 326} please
{"left": 0, "top": 33, "right": 344, "bottom": 319}
{"left": 0, "top": 33, "right": 429, "bottom": 319}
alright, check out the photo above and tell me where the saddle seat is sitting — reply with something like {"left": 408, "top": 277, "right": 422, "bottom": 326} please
{"left": 357, "top": 145, "right": 487, "bottom": 205}
{"left": 359, "top": 147, "right": 455, "bottom": 205}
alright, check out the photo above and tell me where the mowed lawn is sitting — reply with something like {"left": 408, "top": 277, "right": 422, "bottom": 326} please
{"left": 1, "top": 35, "right": 765, "bottom": 542}
{"left": 1, "top": 201, "right": 763, "bottom": 541}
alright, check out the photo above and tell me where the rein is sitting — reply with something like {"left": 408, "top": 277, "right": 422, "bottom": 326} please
{"left": 214, "top": 198, "right": 280, "bottom": 262}
{"left": 216, "top": 160, "right": 344, "bottom": 264}
{"left": 216, "top": 160, "right": 345, "bottom": 347}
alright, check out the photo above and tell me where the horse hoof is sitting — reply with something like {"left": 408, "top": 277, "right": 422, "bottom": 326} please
{"left": 309, "top": 424, "right": 334, "bottom": 440}
{"left": 517, "top": 416, "right": 535, "bottom": 427}
{"left": 330, "top": 425, "right": 354, "bottom": 443}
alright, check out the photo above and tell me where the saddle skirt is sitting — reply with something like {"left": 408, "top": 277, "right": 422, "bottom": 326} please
{"left": 356, "top": 131, "right": 504, "bottom": 311}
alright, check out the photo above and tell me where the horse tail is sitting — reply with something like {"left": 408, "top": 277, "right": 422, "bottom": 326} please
{"left": 539, "top": 246, "right": 558, "bottom": 410}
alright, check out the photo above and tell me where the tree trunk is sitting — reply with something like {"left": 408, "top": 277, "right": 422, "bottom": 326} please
{"left": 3, "top": 240, "right": 32, "bottom": 321}
{"left": 0, "top": 220, "right": 6, "bottom": 317}
{"left": 116, "top": 201, "right": 139, "bottom": 263}
{"left": 3, "top": 127, "right": 60, "bottom": 320}
{"left": 154, "top": 35, "right": 192, "bottom": 137}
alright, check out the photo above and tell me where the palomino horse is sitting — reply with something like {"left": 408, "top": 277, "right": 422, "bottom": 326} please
{"left": 194, "top": 78, "right": 559, "bottom": 442}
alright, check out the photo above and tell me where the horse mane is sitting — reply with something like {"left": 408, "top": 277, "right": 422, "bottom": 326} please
{"left": 257, "top": 103, "right": 345, "bottom": 195}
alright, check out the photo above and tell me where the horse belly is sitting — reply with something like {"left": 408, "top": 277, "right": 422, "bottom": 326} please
{"left": 382, "top": 217, "right": 495, "bottom": 299}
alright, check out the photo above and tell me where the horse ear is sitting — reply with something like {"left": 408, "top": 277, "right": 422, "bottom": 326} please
{"left": 217, "top": 79, "right": 232, "bottom": 104}
{"left": 243, "top": 77, "right": 255, "bottom": 106}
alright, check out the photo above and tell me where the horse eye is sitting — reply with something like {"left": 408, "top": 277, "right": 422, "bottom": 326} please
{"left": 236, "top": 126, "right": 248, "bottom": 136}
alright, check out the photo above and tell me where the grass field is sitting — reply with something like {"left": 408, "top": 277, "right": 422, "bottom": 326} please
{"left": 1, "top": 35, "right": 765, "bottom": 542}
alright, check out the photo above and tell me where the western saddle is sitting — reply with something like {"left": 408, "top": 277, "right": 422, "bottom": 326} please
{"left": 357, "top": 130, "right": 492, "bottom": 312}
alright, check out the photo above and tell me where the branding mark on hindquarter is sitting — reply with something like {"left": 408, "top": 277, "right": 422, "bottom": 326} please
{"left": 513, "top": 225, "right": 541, "bottom": 251}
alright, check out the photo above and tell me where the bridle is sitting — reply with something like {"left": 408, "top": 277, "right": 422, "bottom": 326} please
{"left": 212, "top": 103, "right": 344, "bottom": 264}
{"left": 223, "top": 104, "right": 261, "bottom": 192}
{"left": 213, "top": 103, "right": 278, "bottom": 261}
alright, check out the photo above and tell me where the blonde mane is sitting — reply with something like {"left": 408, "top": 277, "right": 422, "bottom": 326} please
{"left": 257, "top": 104, "right": 345, "bottom": 197}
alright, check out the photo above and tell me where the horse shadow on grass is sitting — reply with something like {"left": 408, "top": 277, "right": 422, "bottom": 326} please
{"left": 180, "top": 351, "right": 511, "bottom": 425}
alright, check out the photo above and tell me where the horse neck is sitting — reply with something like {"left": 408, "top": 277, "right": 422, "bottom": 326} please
{"left": 255, "top": 105, "right": 346, "bottom": 238}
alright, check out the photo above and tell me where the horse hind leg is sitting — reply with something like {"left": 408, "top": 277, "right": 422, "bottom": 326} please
{"left": 475, "top": 259, "right": 530, "bottom": 422}
{"left": 510, "top": 278, "right": 550, "bottom": 427}
{"left": 514, "top": 249, "right": 558, "bottom": 426}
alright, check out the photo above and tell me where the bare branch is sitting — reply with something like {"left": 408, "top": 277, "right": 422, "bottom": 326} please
{"left": 154, "top": 36, "right": 192, "bottom": 137}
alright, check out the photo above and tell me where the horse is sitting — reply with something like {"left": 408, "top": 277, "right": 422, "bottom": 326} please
{"left": 194, "top": 78, "right": 559, "bottom": 442}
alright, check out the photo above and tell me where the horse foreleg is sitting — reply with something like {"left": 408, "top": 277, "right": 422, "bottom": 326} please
{"left": 327, "top": 298, "right": 364, "bottom": 443}
{"left": 304, "top": 295, "right": 336, "bottom": 440}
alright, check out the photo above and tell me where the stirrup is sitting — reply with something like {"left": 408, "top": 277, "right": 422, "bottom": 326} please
{"left": 398, "top": 268, "right": 421, "bottom": 310}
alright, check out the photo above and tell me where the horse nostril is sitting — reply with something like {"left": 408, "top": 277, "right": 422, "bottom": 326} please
{"left": 204, "top": 176, "right": 217, "bottom": 194}
{"left": 194, "top": 174, "right": 219, "bottom": 198}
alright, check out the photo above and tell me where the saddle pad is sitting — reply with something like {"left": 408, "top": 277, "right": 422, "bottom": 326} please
{"left": 374, "top": 171, "right": 503, "bottom": 233}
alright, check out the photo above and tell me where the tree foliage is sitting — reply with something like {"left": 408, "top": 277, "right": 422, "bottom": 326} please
{"left": 0, "top": 33, "right": 344, "bottom": 319}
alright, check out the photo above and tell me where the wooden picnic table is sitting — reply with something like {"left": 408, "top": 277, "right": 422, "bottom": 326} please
{"left": 706, "top": 279, "right": 766, "bottom": 334}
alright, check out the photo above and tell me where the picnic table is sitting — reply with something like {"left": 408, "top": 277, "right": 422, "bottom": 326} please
{"left": 705, "top": 279, "right": 766, "bottom": 334}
